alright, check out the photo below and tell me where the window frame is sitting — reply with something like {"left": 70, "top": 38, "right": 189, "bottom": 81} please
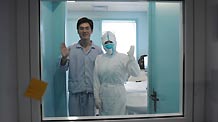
{"left": 17, "top": 0, "right": 206, "bottom": 121}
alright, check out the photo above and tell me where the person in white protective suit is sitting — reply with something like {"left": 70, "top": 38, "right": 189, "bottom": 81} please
{"left": 93, "top": 31, "right": 140, "bottom": 115}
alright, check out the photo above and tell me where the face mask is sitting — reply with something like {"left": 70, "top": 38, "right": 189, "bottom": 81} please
{"left": 104, "top": 43, "right": 114, "bottom": 49}
{"left": 104, "top": 43, "right": 115, "bottom": 55}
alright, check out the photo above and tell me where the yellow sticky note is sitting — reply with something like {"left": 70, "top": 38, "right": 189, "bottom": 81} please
{"left": 24, "top": 78, "right": 48, "bottom": 100}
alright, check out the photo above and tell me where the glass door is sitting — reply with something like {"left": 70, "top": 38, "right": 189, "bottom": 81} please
{"left": 147, "top": 2, "right": 183, "bottom": 114}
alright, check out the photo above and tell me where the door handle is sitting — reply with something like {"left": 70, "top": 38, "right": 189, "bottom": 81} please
{"left": 149, "top": 89, "right": 159, "bottom": 112}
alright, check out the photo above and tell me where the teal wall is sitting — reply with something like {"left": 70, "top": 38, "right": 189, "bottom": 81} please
{"left": 40, "top": 1, "right": 67, "bottom": 117}
{"left": 66, "top": 11, "right": 148, "bottom": 60}
{"left": 148, "top": 2, "right": 182, "bottom": 113}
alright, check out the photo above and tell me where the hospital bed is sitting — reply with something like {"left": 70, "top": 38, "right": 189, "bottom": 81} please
{"left": 125, "top": 71, "right": 148, "bottom": 114}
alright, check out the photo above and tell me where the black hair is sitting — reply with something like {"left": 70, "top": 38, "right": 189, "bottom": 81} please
{"left": 77, "top": 17, "right": 93, "bottom": 30}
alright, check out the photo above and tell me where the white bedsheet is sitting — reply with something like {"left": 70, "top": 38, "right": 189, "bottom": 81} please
{"left": 124, "top": 81, "right": 147, "bottom": 93}
{"left": 124, "top": 81, "right": 147, "bottom": 114}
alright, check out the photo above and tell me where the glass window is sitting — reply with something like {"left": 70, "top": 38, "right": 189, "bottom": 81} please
{"left": 40, "top": 0, "right": 185, "bottom": 121}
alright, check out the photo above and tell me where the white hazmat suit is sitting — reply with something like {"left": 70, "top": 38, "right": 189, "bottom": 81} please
{"left": 93, "top": 31, "right": 140, "bottom": 115}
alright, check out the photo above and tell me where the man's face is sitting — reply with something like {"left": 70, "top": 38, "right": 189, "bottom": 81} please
{"left": 78, "top": 23, "right": 93, "bottom": 40}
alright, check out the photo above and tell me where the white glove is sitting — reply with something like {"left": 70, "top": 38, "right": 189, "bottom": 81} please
{"left": 95, "top": 98, "right": 102, "bottom": 110}
{"left": 127, "top": 45, "right": 135, "bottom": 61}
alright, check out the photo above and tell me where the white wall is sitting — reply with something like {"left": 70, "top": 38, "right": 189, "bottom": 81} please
{"left": 193, "top": 0, "right": 206, "bottom": 122}
{"left": 206, "top": 0, "right": 218, "bottom": 122}
{"left": 0, "top": 0, "right": 18, "bottom": 122}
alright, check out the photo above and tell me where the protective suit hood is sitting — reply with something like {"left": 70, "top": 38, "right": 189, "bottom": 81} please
{"left": 102, "top": 31, "right": 117, "bottom": 55}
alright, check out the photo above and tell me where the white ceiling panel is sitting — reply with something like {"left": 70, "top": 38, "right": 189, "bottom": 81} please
{"left": 67, "top": 1, "right": 148, "bottom": 12}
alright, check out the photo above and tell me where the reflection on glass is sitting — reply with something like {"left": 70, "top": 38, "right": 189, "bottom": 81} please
{"left": 40, "top": 0, "right": 183, "bottom": 121}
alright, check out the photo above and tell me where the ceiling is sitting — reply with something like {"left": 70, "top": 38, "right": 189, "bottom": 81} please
{"left": 67, "top": 1, "right": 148, "bottom": 12}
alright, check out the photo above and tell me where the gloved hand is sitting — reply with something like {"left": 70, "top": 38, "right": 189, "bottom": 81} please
{"left": 127, "top": 45, "right": 135, "bottom": 61}
{"left": 95, "top": 98, "right": 102, "bottom": 110}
